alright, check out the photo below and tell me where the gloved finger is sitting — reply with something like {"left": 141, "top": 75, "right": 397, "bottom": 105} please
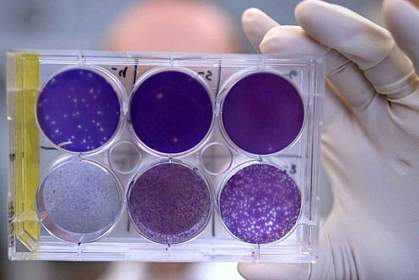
{"left": 260, "top": 25, "right": 376, "bottom": 112}
{"left": 238, "top": 263, "right": 310, "bottom": 280}
{"left": 296, "top": 0, "right": 418, "bottom": 101}
{"left": 383, "top": 0, "right": 419, "bottom": 71}
{"left": 242, "top": 8, "right": 279, "bottom": 52}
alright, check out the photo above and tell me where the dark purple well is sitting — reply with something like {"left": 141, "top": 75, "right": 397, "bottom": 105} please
{"left": 128, "top": 163, "right": 211, "bottom": 244}
{"left": 222, "top": 72, "right": 304, "bottom": 155}
{"left": 36, "top": 68, "right": 121, "bottom": 153}
{"left": 219, "top": 164, "right": 301, "bottom": 244}
{"left": 130, "top": 70, "right": 213, "bottom": 154}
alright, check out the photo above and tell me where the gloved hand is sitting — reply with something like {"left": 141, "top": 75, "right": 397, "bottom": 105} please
{"left": 239, "top": 0, "right": 419, "bottom": 279}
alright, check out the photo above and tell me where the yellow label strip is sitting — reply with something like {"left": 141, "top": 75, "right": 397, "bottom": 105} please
{"left": 12, "top": 52, "right": 40, "bottom": 250}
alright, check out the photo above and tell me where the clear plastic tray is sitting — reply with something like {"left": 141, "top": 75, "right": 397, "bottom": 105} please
{"left": 7, "top": 50, "right": 323, "bottom": 262}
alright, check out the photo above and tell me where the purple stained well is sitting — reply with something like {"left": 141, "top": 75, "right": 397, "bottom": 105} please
{"left": 36, "top": 68, "right": 121, "bottom": 153}
{"left": 222, "top": 72, "right": 304, "bottom": 155}
{"left": 130, "top": 70, "right": 213, "bottom": 154}
{"left": 127, "top": 163, "right": 212, "bottom": 244}
{"left": 219, "top": 164, "right": 301, "bottom": 244}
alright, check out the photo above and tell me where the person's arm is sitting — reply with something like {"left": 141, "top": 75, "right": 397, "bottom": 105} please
{"left": 239, "top": 1, "right": 419, "bottom": 279}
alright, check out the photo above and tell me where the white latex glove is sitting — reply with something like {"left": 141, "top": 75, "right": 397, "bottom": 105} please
{"left": 239, "top": 0, "right": 419, "bottom": 279}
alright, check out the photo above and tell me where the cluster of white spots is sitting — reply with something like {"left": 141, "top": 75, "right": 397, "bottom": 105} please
{"left": 37, "top": 68, "right": 121, "bottom": 152}
{"left": 220, "top": 164, "right": 301, "bottom": 244}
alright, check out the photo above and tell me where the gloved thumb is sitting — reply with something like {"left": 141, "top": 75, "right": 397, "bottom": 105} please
{"left": 238, "top": 262, "right": 310, "bottom": 280}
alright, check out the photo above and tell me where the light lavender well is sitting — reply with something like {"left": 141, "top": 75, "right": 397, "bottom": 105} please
{"left": 36, "top": 159, "right": 123, "bottom": 244}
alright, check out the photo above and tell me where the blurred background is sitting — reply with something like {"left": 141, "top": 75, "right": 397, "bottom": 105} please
{"left": 1, "top": 0, "right": 381, "bottom": 279}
